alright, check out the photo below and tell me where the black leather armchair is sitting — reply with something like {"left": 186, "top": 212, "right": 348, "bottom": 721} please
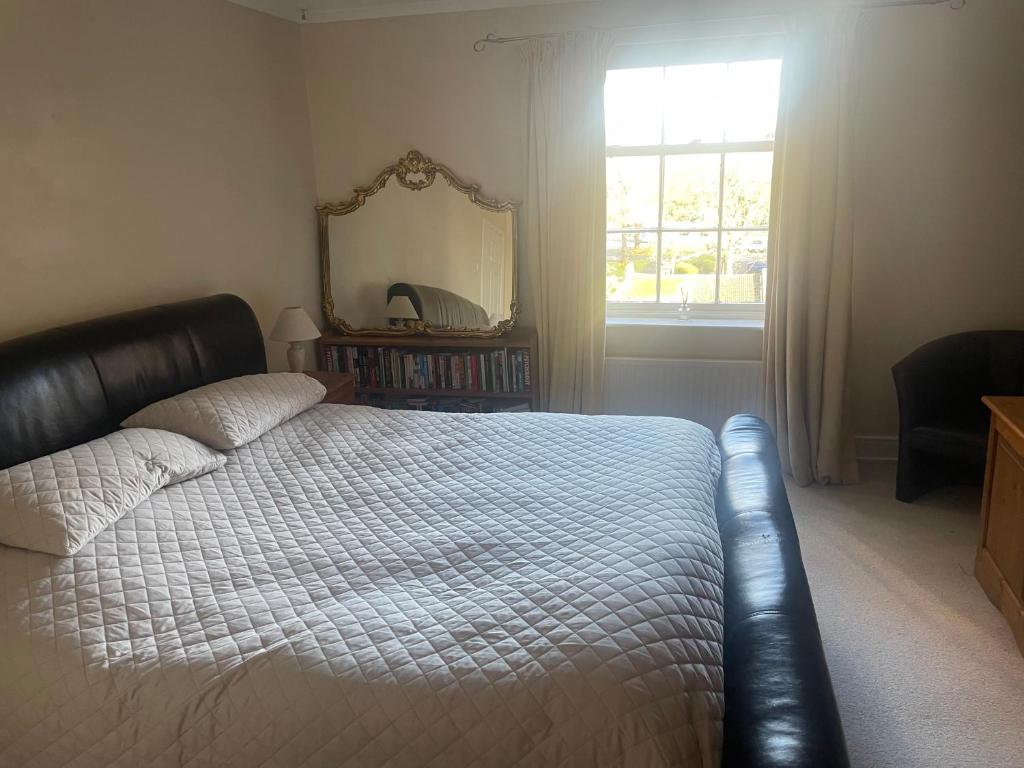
{"left": 892, "top": 331, "right": 1024, "bottom": 502}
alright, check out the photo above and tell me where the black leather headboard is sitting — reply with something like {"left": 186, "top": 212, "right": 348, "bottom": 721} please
{"left": 0, "top": 294, "right": 266, "bottom": 470}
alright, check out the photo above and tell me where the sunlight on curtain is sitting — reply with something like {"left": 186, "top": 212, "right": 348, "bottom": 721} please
{"left": 764, "top": 8, "right": 861, "bottom": 485}
{"left": 523, "top": 31, "right": 611, "bottom": 414}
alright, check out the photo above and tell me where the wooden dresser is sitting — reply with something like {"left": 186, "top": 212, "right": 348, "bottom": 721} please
{"left": 976, "top": 396, "right": 1024, "bottom": 656}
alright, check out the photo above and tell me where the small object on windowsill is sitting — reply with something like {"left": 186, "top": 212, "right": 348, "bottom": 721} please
{"left": 305, "top": 371, "right": 355, "bottom": 405}
{"left": 269, "top": 307, "right": 321, "bottom": 372}
{"left": 385, "top": 295, "right": 420, "bottom": 329}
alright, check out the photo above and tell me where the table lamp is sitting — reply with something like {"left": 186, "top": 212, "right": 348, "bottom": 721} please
{"left": 269, "top": 307, "right": 320, "bottom": 372}
{"left": 385, "top": 295, "right": 420, "bottom": 328}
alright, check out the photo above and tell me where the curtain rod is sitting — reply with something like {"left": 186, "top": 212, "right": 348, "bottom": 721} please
{"left": 471, "top": 0, "right": 966, "bottom": 52}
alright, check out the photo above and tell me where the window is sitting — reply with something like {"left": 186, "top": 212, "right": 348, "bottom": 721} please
{"left": 605, "top": 59, "right": 782, "bottom": 321}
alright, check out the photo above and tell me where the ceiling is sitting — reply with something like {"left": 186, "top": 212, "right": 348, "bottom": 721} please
{"left": 226, "top": 0, "right": 592, "bottom": 23}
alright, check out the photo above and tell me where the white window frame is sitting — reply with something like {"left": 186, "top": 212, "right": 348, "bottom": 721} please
{"left": 605, "top": 63, "right": 779, "bottom": 325}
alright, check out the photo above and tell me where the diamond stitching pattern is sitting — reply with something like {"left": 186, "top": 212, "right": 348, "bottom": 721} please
{"left": 0, "top": 429, "right": 223, "bottom": 557}
{"left": 1, "top": 406, "right": 724, "bottom": 767}
{"left": 121, "top": 373, "right": 326, "bottom": 450}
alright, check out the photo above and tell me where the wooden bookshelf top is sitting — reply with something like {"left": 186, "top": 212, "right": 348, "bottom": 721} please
{"left": 356, "top": 387, "right": 532, "bottom": 399}
{"left": 320, "top": 328, "right": 536, "bottom": 350}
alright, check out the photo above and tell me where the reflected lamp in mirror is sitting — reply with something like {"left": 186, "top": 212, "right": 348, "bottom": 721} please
{"left": 385, "top": 295, "right": 420, "bottom": 328}
{"left": 269, "top": 306, "right": 320, "bottom": 372}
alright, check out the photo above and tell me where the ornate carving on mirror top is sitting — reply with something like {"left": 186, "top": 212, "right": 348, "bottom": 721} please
{"left": 317, "top": 150, "right": 520, "bottom": 338}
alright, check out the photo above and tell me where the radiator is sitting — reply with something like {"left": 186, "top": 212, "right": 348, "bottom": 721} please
{"left": 603, "top": 357, "right": 763, "bottom": 433}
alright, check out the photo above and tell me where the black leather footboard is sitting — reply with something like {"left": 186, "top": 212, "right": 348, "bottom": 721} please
{"left": 717, "top": 415, "right": 849, "bottom": 768}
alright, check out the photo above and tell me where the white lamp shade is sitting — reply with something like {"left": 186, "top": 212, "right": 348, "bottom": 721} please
{"left": 385, "top": 295, "right": 420, "bottom": 320}
{"left": 269, "top": 306, "right": 320, "bottom": 342}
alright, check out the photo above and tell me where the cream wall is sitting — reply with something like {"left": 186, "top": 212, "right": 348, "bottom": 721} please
{"left": 0, "top": 0, "right": 319, "bottom": 370}
{"left": 849, "top": 0, "right": 1024, "bottom": 439}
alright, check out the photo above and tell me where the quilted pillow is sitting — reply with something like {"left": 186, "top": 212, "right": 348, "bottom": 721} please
{"left": 0, "top": 429, "right": 225, "bottom": 557}
{"left": 122, "top": 427, "right": 227, "bottom": 484}
{"left": 121, "top": 372, "right": 327, "bottom": 450}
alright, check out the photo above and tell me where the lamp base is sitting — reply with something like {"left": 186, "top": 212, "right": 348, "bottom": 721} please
{"left": 286, "top": 343, "right": 306, "bottom": 373}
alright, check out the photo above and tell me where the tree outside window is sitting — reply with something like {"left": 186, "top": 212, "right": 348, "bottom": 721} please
{"left": 605, "top": 60, "right": 781, "bottom": 317}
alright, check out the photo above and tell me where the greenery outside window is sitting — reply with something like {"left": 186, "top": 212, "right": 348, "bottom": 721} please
{"left": 605, "top": 59, "right": 782, "bottom": 322}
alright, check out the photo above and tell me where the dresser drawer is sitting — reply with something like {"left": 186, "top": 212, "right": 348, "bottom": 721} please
{"left": 983, "top": 437, "right": 1024, "bottom": 597}
{"left": 976, "top": 397, "right": 1024, "bottom": 657}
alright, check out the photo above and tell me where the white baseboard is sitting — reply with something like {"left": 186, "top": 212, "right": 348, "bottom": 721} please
{"left": 855, "top": 435, "right": 898, "bottom": 463}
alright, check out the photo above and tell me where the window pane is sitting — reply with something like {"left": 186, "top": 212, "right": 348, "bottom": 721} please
{"left": 605, "top": 68, "right": 663, "bottom": 146}
{"left": 721, "top": 231, "right": 768, "bottom": 303}
{"left": 661, "top": 231, "right": 718, "bottom": 304}
{"left": 664, "top": 63, "right": 727, "bottom": 144}
{"left": 724, "top": 60, "right": 781, "bottom": 142}
{"left": 723, "top": 152, "right": 773, "bottom": 228}
{"left": 607, "top": 232, "right": 658, "bottom": 302}
{"left": 607, "top": 156, "right": 660, "bottom": 230}
{"left": 663, "top": 154, "right": 720, "bottom": 228}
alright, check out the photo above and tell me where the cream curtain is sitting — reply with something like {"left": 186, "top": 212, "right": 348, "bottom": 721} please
{"left": 763, "top": 9, "right": 860, "bottom": 485}
{"left": 523, "top": 31, "right": 611, "bottom": 415}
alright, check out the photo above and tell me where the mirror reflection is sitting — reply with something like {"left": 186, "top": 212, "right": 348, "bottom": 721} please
{"left": 319, "top": 152, "right": 518, "bottom": 335}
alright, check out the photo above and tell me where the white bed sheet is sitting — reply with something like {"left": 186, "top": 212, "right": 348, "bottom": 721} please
{"left": 0, "top": 405, "right": 724, "bottom": 767}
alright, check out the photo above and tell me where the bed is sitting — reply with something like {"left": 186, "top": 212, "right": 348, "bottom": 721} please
{"left": 0, "top": 295, "right": 848, "bottom": 767}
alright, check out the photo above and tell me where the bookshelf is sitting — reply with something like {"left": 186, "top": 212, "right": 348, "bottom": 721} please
{"left": 317, "top": 329, "right": 539, "bottom": 413}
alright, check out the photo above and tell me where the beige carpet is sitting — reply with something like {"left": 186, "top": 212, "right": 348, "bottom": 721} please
{"left": 787, "top": 467, "right": 1024, "bottom": 768}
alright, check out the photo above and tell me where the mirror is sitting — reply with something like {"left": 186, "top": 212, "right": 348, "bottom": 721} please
{"left": 318, "top": 150, "right": 519, "bottom": 337}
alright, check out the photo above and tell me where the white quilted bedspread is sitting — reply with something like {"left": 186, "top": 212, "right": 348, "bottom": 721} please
{"left": 0, "top": 406, "right": 725, "bottom": 768}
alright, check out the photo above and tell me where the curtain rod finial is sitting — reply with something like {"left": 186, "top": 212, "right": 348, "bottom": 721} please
{"left": 473, "top": 33, "right": 498, "bottom": 53}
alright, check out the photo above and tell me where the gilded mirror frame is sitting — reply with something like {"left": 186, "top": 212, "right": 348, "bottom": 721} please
{"left": 317, "top": 150, "right": 520, "bottom": 338}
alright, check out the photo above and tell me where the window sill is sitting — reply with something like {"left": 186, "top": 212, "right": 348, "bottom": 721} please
{"left": 606, "top": 316, "right": 764, "bottom": 330}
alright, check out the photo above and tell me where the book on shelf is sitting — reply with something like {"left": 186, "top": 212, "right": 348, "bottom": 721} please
{"left": 323, "top": 343, "right": 532, "bottom": 396}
